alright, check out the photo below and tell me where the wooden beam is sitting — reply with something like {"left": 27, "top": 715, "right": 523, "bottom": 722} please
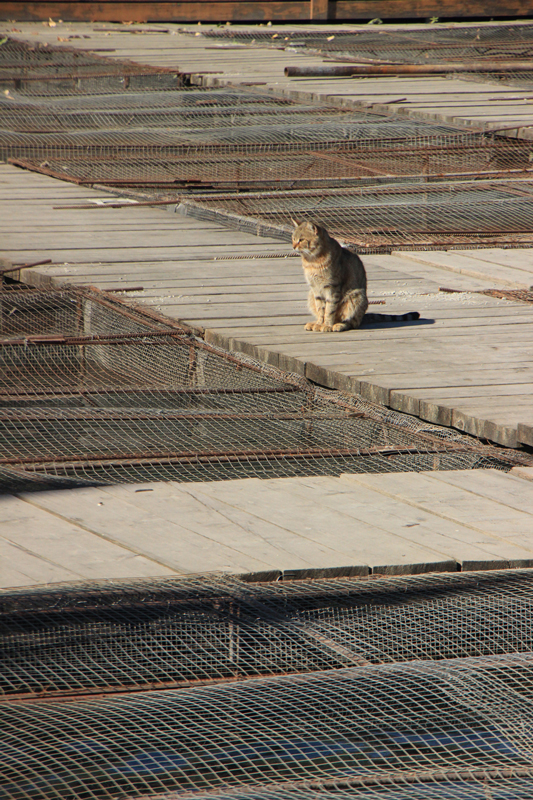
{"left": 0, "top": 1, "right": 311, "bottom": 23}
{"left": 1, "top": 0, "right": 533, "bottom": 21}
{"left": 310, "top": 0, "right": 329, "bottom": 19}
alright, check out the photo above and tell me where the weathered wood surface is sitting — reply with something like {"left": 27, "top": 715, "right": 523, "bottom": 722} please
{"left": 1, "top": 163, "right": 532, "bottom": 448}
{"left": 5, "top": 21, "right": 533, "bottom": 139}
{"left": 0, "top": 468, "right": 532, "bottom": 588}
{"left": 3, "top": 0, "right": 533, "bottom": 23}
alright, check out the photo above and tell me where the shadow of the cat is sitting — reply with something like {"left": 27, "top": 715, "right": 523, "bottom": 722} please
{"left": 362, "top": 316, "right": 435, "bottom": 329}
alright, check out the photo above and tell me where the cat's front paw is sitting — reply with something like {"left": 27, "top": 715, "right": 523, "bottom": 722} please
{"left": 319, "top": 324, "right": 333, "bottom": 332}
{"left": 304, "top": 322, "right": 316, "bottom": 331}
{"left": 332, "top": 323, "right": 349, "bottom": 332}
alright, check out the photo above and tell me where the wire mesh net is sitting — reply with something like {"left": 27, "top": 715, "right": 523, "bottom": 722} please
{"left": 3, "top": 36, "right": 533, "bottom": 250}
{"left": 4, "top": 570, "right": 533, "bottom": 798}
{"left": 180, "top": 178, "right": 533, "bottom": 250}
{"left": 201, "top": 23, "right": 533, "bottom": 64}
{"left": 201, "top": 23, "right": 533, "bottom": 89}
{"left": 0, "top": 36, "right": 185, "bottom": 94}
{"left": 4, "top": 569, "right": 533, "bottom": 698}
{"left": 6, "top": 66, "right": 523, "bottom": 190}
{"left": 0, "top": 285, "right": 529, "bottom": 491}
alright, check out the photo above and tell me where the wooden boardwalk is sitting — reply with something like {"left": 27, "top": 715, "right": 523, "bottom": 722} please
{"left": 2, "top": 21, "right": 533, "bottom": 589}
{"left": 2, "top": 468, "right": 533, "bottom": 588}
{"left": 2, "top": 163, "right": 533, "bottom": 448}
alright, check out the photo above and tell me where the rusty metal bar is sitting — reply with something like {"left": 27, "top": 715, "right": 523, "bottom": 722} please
{"left": 0, "top": 386, "right": 302, "bottom": 399}
{"left": 285, "top": 62, "right": 533, "bottom": 77}
{"left": 0, "top": 259, "right": 52, "bottom": 277}
{"left": 0, "top": 330, "right": 186, "bottom": 346}
{"left": 8, "top": 157, "right": 84, "bottom": 184}
{"left": 106, "top": 286, "right": 144, "bottom": 293}
{"left": 4, "top": 444, "right": 466, "bottom": 469}
{"left": 80, "top": 284, "right": 203, "bottom": 337}
{"left": 0, "top": 411, "right": 351, "bottom": 422}
{"left": 0, "top": 670, "right": 300, "bottom": 703}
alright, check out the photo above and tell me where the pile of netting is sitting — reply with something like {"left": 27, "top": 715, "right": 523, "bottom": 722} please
{"left": 4, "top": 568, "right": 533, "bottom": 799}
{"left": 0, "top": 285, "right": 529, "bottom": 491}
{"left": 3, "top": 36, "right": 533, "bottom": 251}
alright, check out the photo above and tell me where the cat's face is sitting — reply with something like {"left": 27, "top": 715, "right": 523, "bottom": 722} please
{"left": 292, "top": 221, "right": 323, "bottom": 256}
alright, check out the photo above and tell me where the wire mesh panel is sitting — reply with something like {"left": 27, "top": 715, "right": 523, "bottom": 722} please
{"left": 202, "top": 23, "right": 533, "bottom": 67}
{"left": 4, "top": 36, "right": 533, "bottom": 250}
{"left": 4, "top": 569, "right": 533, "bottom": 699}
{"left": 202, "top": 24, "right": 533, "bottom": 90}
{"left": 182, "top": 178, "right": 533, "bottom": 251}
{"left": 3, "top": 649, "right": 533, "bottom": 798}
{"left": 0, "top": 286, "right": 528, "bottom": 490}
{"left": 0, "top": 36, "right": 185, "bottom": 94}
{"left": 5, "top": 64, "right": 516, "bottom": 190}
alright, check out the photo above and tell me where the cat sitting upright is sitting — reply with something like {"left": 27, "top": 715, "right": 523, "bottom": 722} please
{"left": 292, "top": 220, "right": 419, "bottom": 333}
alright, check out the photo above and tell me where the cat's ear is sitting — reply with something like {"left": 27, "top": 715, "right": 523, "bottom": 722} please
{"left": 290, "top": 217, "right": 301, "bottom": 227}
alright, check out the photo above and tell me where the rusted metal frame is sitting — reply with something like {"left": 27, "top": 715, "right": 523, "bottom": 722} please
{"left": 0, "top": 670, "right": 303, "bottom": 704}
{"left": 285, "top": 62, "right": 533, "bottom": 77}
{"left": 80, "top": 284, "right": 201, "bottom": 337}
{"left": 0, "top": 70, "right": 179, "bottom": 82}
{"left": 0, "top": 330, "right": 186, "bottom": 347}
{"left": 8, "top": 157, "right": 85, "bottom": 185}
{"left": 0, "top": 386, "right": 302, "bottom": 399}
{"left": 478, "top": 288, "right": 533, "bottom": 303}
{"left": 107, "top": 286, "right": 144, "bottom": 293}
{"left": 173, "top": 177, "right": 529, "bottom": 203}
{"left": 0, "top": 411, "right": 350, "bottom": 423}
{"left": 5, "top": 445, "right": 467, "bottom": 470}
{"left": 0, "top": 259, "right": 52, "bottom": 277}
{"left": 6, "top": 137, "right": 493, "bottom": 161}
{"left": 95, "top": 284, "right": 301, "bottom": 384}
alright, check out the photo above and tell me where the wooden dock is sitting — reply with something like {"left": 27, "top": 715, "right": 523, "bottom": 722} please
{"left": 2, "top": 21, "right": 533, "bottom": 588}
{"left": 2, "top": 468, "right": 533, "bottom": 588}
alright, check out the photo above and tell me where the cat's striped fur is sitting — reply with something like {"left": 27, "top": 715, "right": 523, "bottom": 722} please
{"left": 292, "top": 220, "right": 419, "bottom": 332}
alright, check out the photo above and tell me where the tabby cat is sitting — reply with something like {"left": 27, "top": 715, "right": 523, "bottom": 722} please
{"left": 292, "top": 220, "right": 419, "bottom": 332}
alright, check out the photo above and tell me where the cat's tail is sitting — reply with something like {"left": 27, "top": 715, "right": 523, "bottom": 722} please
{"left": 363, "top": 311, "right": 420, "bottom": 324}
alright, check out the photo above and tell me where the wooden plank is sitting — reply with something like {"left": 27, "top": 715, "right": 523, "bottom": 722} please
{"left": 425, "top": 469, "right": 533, "bottom": 516}
{"left": 310, "top": 0, "right": 328, "bottom": 18}
{"left": 0, "top": 537, "right": 82, "bottom": 587}
{"left": 189, "top": 477, "right": 462, "bottom": 572}
{"left": 99, "top": 481, "right": 368, "bottom": 571}
{"left": 2, "top": 495, "right": 177, "bottom": 580}
{"left": 3, "top": 0, "right": 533, "bottom": 24}
{"left": 281, "top": 475, "right": 533, "bottom": 570}
{"left": 0, "top": 2, "right": 312, "bottom": 23}
{"left": 21, "top": 486, "right": 279, "bottom": 575}
{"left": 341, "top": 471, "right": 533, "bottom": 570}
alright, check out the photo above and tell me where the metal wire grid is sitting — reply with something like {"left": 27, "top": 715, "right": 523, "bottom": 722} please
{"left": 3, "top": 650, "right": 533, "bottom": 799}
{"left": 0, "top": 287, "right": 527, "bottom": 490}
{"left": 4, "top": 569, "right": 533, "bottom": 699}
{"left": 0, "top": 37, "right": 184, "bottom": 94}
{"left": 4, "top": 37, "right": 533, "bottom": 247}
{"left": 201, "top": 23, "right": 533, "bottom": 65}
{"left": 4, "top": 78, "right": 514, "bottom": 190}
{"left": 202, "top": 24, "right": 533, "bottom": 90}
{"left": 182, "top": 178, "right": 533, "bottom": 250}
